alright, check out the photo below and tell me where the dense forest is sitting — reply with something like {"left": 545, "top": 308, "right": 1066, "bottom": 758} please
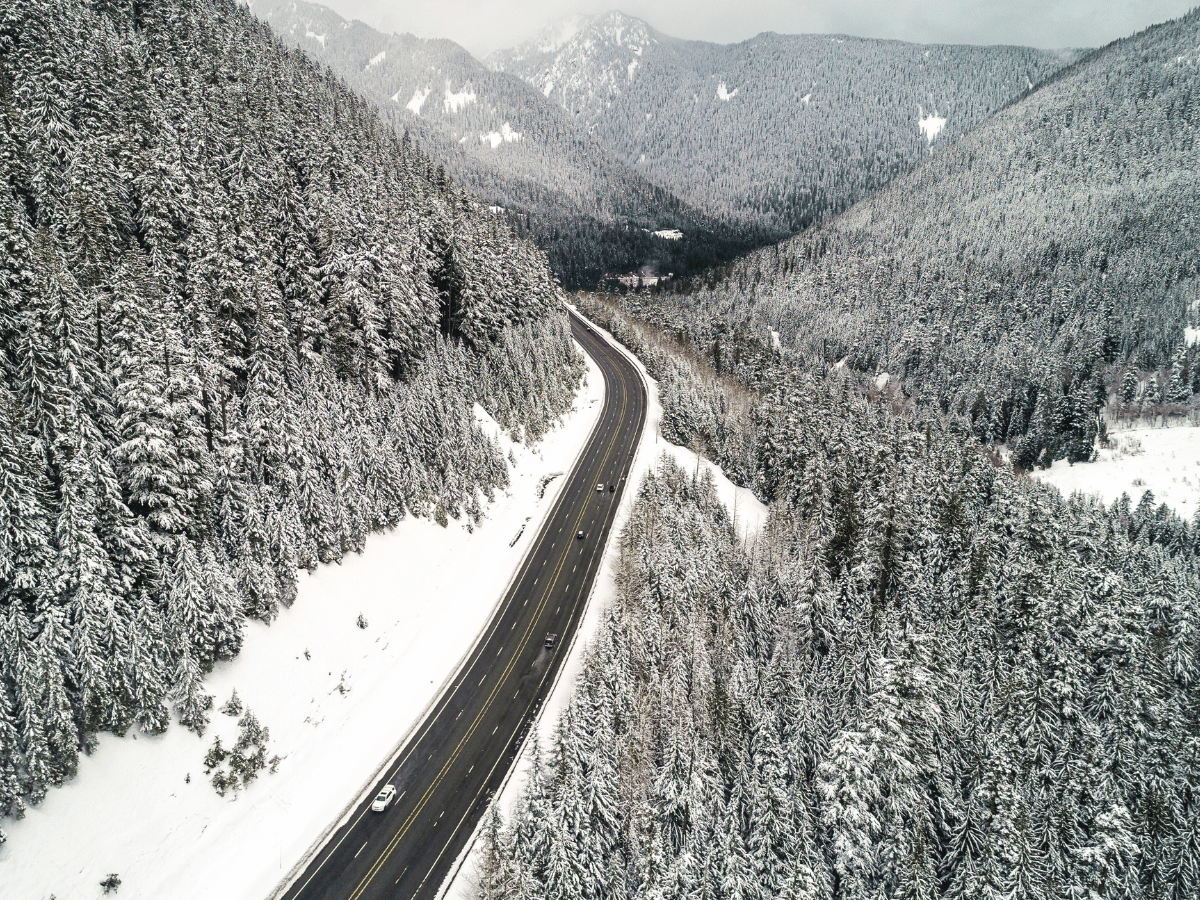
{"left": 491, "top": 12, "right": 1077, "bottom": 233}
{"left": 479, "top": 288, "right": 1200, "bottom": 900}
{"left": 0, "top": 0, "right": 583, "bottom": 834}
{"left": 252, "top": 0, "right": 775, "bottom": 290}
{"left": 609, "top": 7, "right": 1200, "bottom": 468}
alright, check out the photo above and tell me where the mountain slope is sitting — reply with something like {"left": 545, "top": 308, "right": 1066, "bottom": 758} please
{"left": 607, "top": 8, "right": 1200, "bottom": 468}
{"left": 0, "top": 0, "right": 583, "bottom": 829}
{"left": 492, "top": 12, "right": 1079, "bottom": 232}
{"left": 250, "top": 0, "right": 774, "bottom": 289}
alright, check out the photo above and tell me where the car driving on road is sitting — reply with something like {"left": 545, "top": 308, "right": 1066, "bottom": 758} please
{"left": 371, "top": 784, "right": 397, "bottom": 812}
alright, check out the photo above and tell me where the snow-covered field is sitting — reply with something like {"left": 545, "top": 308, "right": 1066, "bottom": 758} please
{"left": 0, "top": 353, "right": 607, "bottom": 900}
{"left": 1033, "top": 425, "right": 1200, "bottom": 519}
{"left": 445, "top": 311, "right": 768, "bottom": 900}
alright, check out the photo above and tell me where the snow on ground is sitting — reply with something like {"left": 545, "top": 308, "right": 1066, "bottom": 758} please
{"left": 716, "top": 81, "right": 738, "bottom": 101}
{"left": 919, "top": 108, "right": 947, "bottom": 142}
{"left": 403, "top": 87, "right": 429, "bottom": 115}
{"left": 444, "top": 83, "right": 477, "bottom": 113}
{"left": 480, "top": 123, "right": 521, "bottom": 148}
{"left": 1186, "top": 325, "right": 1199, "bottom": 346}
{"left": 445, "top": 309, "right": 768, "bottom": 900}
{"left": 305, "top": 29, "right": 325, "bottom": 48}
{"left": 652, "top": 229, "right": 683, "bottom": 240}
{"left": 366, "top": 50, "right": 385, "bottom": 68}
{"left": 1033, "top": 425, "right": 1200, "bottom": 519}
{"left": 0, "top": 352, "right": 607, "bottom": 900}
{"left": 801, "top": 93, "right": 812, "bottom": 105}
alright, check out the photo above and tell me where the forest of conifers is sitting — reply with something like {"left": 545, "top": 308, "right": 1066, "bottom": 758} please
{"left": 3, "top": 1, "right": 1200, "bottom": 898}
{"left": 473, "top": 10, "right": 1200, "bottom": 899}
{"left": 0, "top": 0, "right": 581, "bottom": 827}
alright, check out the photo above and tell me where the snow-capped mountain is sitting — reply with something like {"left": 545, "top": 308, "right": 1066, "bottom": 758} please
{"left": 492, "top": 12, "right": 1081, "bottom": 232}
{"left": 251, "top": 0, "right": 771, "bottom": 288}
{"left": 489, "top": 11, "right": 664, "bottom": 122}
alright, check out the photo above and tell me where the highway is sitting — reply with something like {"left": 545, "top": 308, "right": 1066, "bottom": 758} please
{"left": 277, "top": 309, "right": 647, "bottom": 900}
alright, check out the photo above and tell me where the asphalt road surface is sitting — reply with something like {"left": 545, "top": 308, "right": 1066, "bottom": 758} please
{"left": 278, "top": 310, "right": 647, "bottom": 900}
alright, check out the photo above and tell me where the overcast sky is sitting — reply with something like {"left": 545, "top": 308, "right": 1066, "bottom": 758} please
{"left": 318, "top": 0, "right": 1196, "bottom": 58}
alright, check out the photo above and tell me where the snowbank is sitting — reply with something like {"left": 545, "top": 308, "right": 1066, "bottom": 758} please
{"left": 1033, "top": 425, "right": 1200, "bottom": 519}
{"left": 444, "top": 83, "right": 477, "bottom": 113}
{"left": 404, "top": 87, "right": 430, "bottom": 115}
{"left": 0, "top": 353, "right": 606, "bottom": 900}
{"left": 480, "top": 123, "right": 521, "bottom": 148}
{"left": 919, "top": 108, "right": 947, "bottom": 142}
{"left": 445, "top": 309, "right": 768, "bottom": 900}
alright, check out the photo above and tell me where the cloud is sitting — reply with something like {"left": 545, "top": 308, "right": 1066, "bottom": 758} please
{"left": 322, "top": 0, "right": 1195, "bottom": 57}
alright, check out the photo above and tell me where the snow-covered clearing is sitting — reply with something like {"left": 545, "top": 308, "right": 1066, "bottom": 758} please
{"left": 481, "top": 123, "right": 521, "bottom": 148}
{"left": 652, "top": 228, "right": 683, "bottom": 240}
{"left": 1186, "top": 325, "right": 1199, "bottom": 346}
{"left": 444, "top": 83, "right": 477, "bottom": 113}
{"left": 1033, "top": 425, "right": 1200, "bottom": 519}
{"left": 305, "top": 29, "right": 325, "bottom": 48}
{"left": 403, "top": 87, "right": 429, "bottom": 115}
{"left": 0, "top": 352, "right": 607, "bottom": 900}
{"left": 445, "top": 309, "right": 768, "bottom": 900}
{"left": 366, "top": 50, "right": 385, "bottom": 68}
{"left": 716, "top": 81, "right": 738, "bottom": 101}
{"left": 919, "top": 108, "right": 947, "bottom": 142}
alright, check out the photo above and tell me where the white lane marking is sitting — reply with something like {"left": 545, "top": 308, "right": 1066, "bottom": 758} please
{"left": 492, "top": 725, "right": 498, "bottom": 735}
{"left": 468, "top": 765, "right": 474, "bottom": 774}
{"left": 355, "top": 841, "right": 368, "bottom": 859}
{"left": 478, "top": 674, "right": 486, "bottom": 686}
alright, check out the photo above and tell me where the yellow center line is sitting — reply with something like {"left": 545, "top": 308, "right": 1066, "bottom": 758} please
{"left": 346, "top": 334, "right": 630, "bottom": 899}
{"left": 404, "top": 328, "right": 642, "bottom": 900}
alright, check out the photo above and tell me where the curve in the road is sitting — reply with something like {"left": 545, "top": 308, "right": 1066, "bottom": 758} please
{"left": 276, "top": 310, "right": 647, "bottom": 900}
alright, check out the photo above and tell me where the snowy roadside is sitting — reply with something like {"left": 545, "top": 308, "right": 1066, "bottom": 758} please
{"left": 443, "top": 308, "right": 768, "bottom": 900}
{"left": 1032, "top": 424, "right": 1200, "bottom": 519}
{"left": 0, "top": 351, "right": 605, "bottom": 900}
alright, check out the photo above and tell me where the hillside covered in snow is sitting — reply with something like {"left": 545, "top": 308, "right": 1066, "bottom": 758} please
{"left": 491, "top": 11, "right": 1078, "bottom": 232}
{"left": 250, "top": 0, "right": 774, "bottom": 290}
{"left": 0, "top": 0, "right": 583, "bottom": 838}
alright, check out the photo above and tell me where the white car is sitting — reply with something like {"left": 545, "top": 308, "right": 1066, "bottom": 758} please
{"left": 596, "top": 483, "right": 604, "bottom": 492}
{"left": 371, "top": 784, "right": 397, "bottom": 812}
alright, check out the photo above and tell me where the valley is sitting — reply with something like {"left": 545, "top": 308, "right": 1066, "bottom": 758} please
{"left": 1, "top": 3, "right": 1198, "bottom": 900}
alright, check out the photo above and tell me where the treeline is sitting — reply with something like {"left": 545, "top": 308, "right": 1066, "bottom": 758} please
{"left": 479, "top": 380, "right": 1200, "bottom": 900}
{"left": 0, "top": 0, "right": 582, "bottom": 832}
{"left": 599, "top": 8, "right": 1200, "bottom": 468}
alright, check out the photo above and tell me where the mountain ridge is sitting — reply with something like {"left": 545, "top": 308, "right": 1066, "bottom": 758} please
{"left": 491, "top": 10, "right": 1083, "bottom": 232}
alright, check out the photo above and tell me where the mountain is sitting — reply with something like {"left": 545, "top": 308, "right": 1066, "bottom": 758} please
{"left": 592, "top": 8, "right": 1200, "bottom": 470}
{"left": 0, "top": 0, "right": 583, "bottom": 827}
{"left": 249, "top": 0, "right": 774, "bottom": 289}
{"left": 471, "top": 15, "right": 1200, "bottom": 898}
{"left": 491, "top": 11, "right": 1080, "bottom": 232}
